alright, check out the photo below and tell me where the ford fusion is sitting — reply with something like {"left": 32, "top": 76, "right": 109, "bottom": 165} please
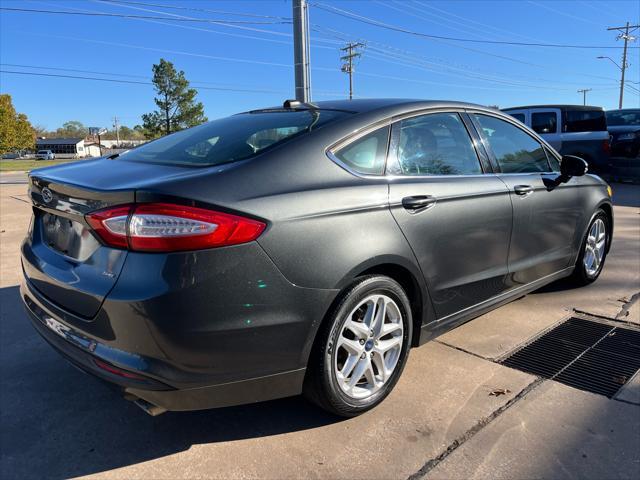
{"left": 21, "top": 99, "right": 613, "bottom": 417}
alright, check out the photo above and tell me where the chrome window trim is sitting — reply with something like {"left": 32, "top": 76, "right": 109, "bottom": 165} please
{"left": 325, "top": 106, "right": 567, "bottom": 179}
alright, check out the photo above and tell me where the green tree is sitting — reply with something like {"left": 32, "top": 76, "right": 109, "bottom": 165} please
{"left": 0, "top": 94, "right": 35, "bottom": 155}
{"left": 142, "top": 59, "right": 207, "bottom": 138}
{"left": 56, "top": 120, "right": 87, "bottom": 138}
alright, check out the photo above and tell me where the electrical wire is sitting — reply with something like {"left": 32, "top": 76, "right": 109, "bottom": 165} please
{"left": 310, "top": 2, "right": 636, "bottom": 49}
{"left": 0, "top": 7, "right": 291, "bottom": 24}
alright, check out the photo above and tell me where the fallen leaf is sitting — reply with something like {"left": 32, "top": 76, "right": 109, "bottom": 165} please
{"left": 613, "top": 375, "right": 627, "bottom": 385}
{"left": 489, "top": 388, "right": 511, "bottom": 397}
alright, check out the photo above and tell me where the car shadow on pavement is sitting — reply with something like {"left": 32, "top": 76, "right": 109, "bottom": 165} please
{"left": 0, "top": 285, "right": 343, "bottom": 480}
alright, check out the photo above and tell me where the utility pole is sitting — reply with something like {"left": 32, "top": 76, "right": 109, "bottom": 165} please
{"left": 112, "top": 116, "right": 120, "bottom": 147}
{"left": 607, "top": 22, "right": 638, "bottom": 109}
{"left": 577, "top": 88, "right": 592, "bottom": 105}
{"left": 340, "top": 42, "right": 365, "bottom": 100}
{"left": 292, "top": 0, "right": 311, "bottom": 102}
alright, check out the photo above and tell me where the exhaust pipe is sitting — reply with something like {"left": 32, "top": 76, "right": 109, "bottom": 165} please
{"left": 132, "top": 397, "right": 167, "bottom": 416}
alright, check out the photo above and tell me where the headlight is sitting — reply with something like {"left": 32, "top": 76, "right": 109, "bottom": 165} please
{"left": 617, "top": 132, "right": 639, "bottom": 141}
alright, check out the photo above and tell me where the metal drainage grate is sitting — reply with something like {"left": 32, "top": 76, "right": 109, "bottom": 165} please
{"left": 502, "top": 317, "right": 640, "bottom": 398}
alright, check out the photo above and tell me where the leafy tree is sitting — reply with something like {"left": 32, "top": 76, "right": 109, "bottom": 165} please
{"left": 142, "top": 59, "right": 207, "bottom": 138}
{"left": 0, "top": 94, "right": 35, "bottom": 154}
{"left": 56, "top": 120, "right": 87, "bottom": 138}
{"left": 32, "top": 124, "right": 49, "bottom": 138}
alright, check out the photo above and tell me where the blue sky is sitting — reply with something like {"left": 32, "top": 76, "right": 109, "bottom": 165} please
{"left": 1, "top": 0, "right": 638, "bottom": 130}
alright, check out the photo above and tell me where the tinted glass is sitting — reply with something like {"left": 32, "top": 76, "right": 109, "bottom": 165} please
{"left": 531, "top": 112, "right": 557, "bottom": 134}
{"left": 391, "top": 113, "right": 481, "bottom": 176}
{"left": 606, "top": 110, "right": 640, "bottom": 126}
{"left": 119, "top": 110, "right": 350, "bottom": 167}
{"left": 510, "top": 113, "right": 525, "bottom": 123}
{"left": 473, "top": 114, "right": 550, "bottom": 173}
{"left": 564, "top": 110, "right": 606, "bottom": 132}
{"left": 334, "top": 126, "right": 390, "bottom": 175}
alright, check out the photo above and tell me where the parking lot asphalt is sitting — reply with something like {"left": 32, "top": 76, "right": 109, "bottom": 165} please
{"left": 0, "top": 182, "right": 638, "bottom": 480}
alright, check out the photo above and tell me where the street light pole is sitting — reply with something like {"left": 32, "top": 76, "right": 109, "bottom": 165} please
{"left": 292, "top": 0, "right": 311, "bottom": 102}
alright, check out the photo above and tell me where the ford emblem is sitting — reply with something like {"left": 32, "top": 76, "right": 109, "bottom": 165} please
{"left": 41, "top": 187, "right": 53, "bottom": 203}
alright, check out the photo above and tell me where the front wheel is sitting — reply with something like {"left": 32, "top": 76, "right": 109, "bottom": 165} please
{"left": 570, "top": 209, "right": 610, "bottom": 285}
{"left": 304, "top": 275, "right": 413, "bottom": 417}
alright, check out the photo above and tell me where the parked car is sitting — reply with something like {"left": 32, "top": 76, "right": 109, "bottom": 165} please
{"left": 21, "top": 99, "right": 612, "bottom": 417}
{"left": 606, "top": 109, "right": 640, "bottom": 159}
{"left": 502, "top": 105, "right": 610, "bottom": 172}
{"left": 35, "top": 150, "right": 55, "bottom": 160}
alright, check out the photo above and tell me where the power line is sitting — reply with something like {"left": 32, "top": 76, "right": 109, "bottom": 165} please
{"left": 312, "top": 24, "right": 623, "bottom": 89}
{"left": 0, "top": 70, "right": 288, "bottom": 94}
{"left": 0, "top": 7, "right": 291, "bottom": 25}
{"left": 98, "top": 0, "right": 292, "bottom": 19}
{"left": 310, "top": 2, "right": 636, "bottom": 49}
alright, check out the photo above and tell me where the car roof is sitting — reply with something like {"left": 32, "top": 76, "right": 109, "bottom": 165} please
{"left": 503, "top": 105, "right": 604, "bottom": 112}
{"left": 253, "top": 98, "right": 500, "bottom": 116}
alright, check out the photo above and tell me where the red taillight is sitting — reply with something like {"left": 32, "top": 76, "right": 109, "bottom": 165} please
{"left": 86, "top": 203, "right": 266, "bottom": 252}
{"left": 602, "top": 139, "right": 611, "bottom": 154}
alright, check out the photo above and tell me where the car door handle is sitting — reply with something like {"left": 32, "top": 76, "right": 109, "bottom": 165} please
{"left": 402, "top": 195, "right": 437, "bottom": 212}
{"left": 514, "top": 185, "right": 534, "bottom": 196}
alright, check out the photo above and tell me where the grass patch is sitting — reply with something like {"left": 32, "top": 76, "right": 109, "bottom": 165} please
{"left": 0, "top": 159, "right": 79, "bottom": 172}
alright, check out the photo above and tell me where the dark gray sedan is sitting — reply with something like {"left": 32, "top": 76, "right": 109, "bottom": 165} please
{"left": 21, "top": 99, "right": 612, "bottom": 417}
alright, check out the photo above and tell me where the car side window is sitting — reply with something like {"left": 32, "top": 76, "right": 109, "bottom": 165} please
{"left": 473, "top": 114, "right": 551, "bottom": 173}
{"left": 510, "top": 113, "right": 525, "bottom": 123}
{"left": 531, "top": 112, "right": 557, "bottom": 134}
{"left": 333, "top": 126, "right": 390, "bottom": 175}
{"left": 390, "top": 112, "right": 482, "bottom": 176}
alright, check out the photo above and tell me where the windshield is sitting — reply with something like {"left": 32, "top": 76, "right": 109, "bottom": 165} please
{"left": 37, "top": 151, "right": 49, "bottom": 154}
{"left": 119, "top": 109, "right": 351, "bottom": 167}
{"left": 606, "top": 110, "right": 640, "bottom": 126}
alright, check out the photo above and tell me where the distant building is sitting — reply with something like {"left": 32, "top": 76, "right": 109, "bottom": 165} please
{"left": 36, "top": 138, "right": 86, "bottom": 157}
{"left": 35, "top": 137, "right": 147, "bottom": 158}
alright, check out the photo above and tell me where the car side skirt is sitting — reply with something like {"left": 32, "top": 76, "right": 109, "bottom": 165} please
{"left": 417, "top": 266, "right": 575, "bottom": 345}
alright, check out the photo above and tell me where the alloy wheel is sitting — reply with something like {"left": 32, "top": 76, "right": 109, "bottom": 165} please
{"left": 333, "top": 294, "right": 404, "bottom": 399}
{"left": 583, "top": 218, "right": 606, "bottom": 277}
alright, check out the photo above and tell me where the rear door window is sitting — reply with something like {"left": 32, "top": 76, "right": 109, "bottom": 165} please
{"left": 531, "top": 112, "right": 557, "bottom": 134}
{"left": 564, "top": 110, "right": 607, "bottom": 132}
{"left": 120, "top": 109, "right": 351, "bottom": 167}
{"left": 333, "top": 126, "right": 390, "bottom": 175}
{"left": 390, "top": 112, "right": 482, "bottom": 176}
{"left": 473, "top": 114, "right": 550, "bottom": 173}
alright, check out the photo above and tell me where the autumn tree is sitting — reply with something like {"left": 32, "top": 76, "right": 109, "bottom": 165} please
{"left": 0, "top": 94, "right": 35, "bottom": 155}
{"left": 142, "top": 59, "right": 207, "bottom": 138}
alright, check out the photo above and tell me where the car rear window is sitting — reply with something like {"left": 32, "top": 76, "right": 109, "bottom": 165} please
{"left": 119, "top": 109, "right": 351, "bottom": 167}
{"left": 564, "top": 110, "right": 606, "bottom": 132}
{"left": 606, "top": 110, "right": 640, "bottom": 126}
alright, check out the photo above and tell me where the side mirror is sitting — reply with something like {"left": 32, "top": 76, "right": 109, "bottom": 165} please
{"left": 560, "top": 155, "right": 588, "bottom": 179}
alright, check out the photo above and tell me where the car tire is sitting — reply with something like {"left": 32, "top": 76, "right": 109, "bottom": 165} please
{"left": 304, "top": 275, "right": 413, "bottom": 417}
{"left": 570, "top": 209, "right": 610, "bottom": 286}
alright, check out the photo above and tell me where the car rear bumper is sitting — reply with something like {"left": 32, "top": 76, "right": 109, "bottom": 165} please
{"left": 20, "top": 238, "right": 339, "bottom": 411}
{"left": 21, "top": 278, "right": 310, "bottom": 411}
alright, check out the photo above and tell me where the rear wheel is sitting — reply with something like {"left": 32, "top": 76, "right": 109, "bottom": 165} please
{"left": 570, "top": 209, "right": 610, "bottom": 285}
{"left": 304, "top": 275, "right": 412, "bottom": 417}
